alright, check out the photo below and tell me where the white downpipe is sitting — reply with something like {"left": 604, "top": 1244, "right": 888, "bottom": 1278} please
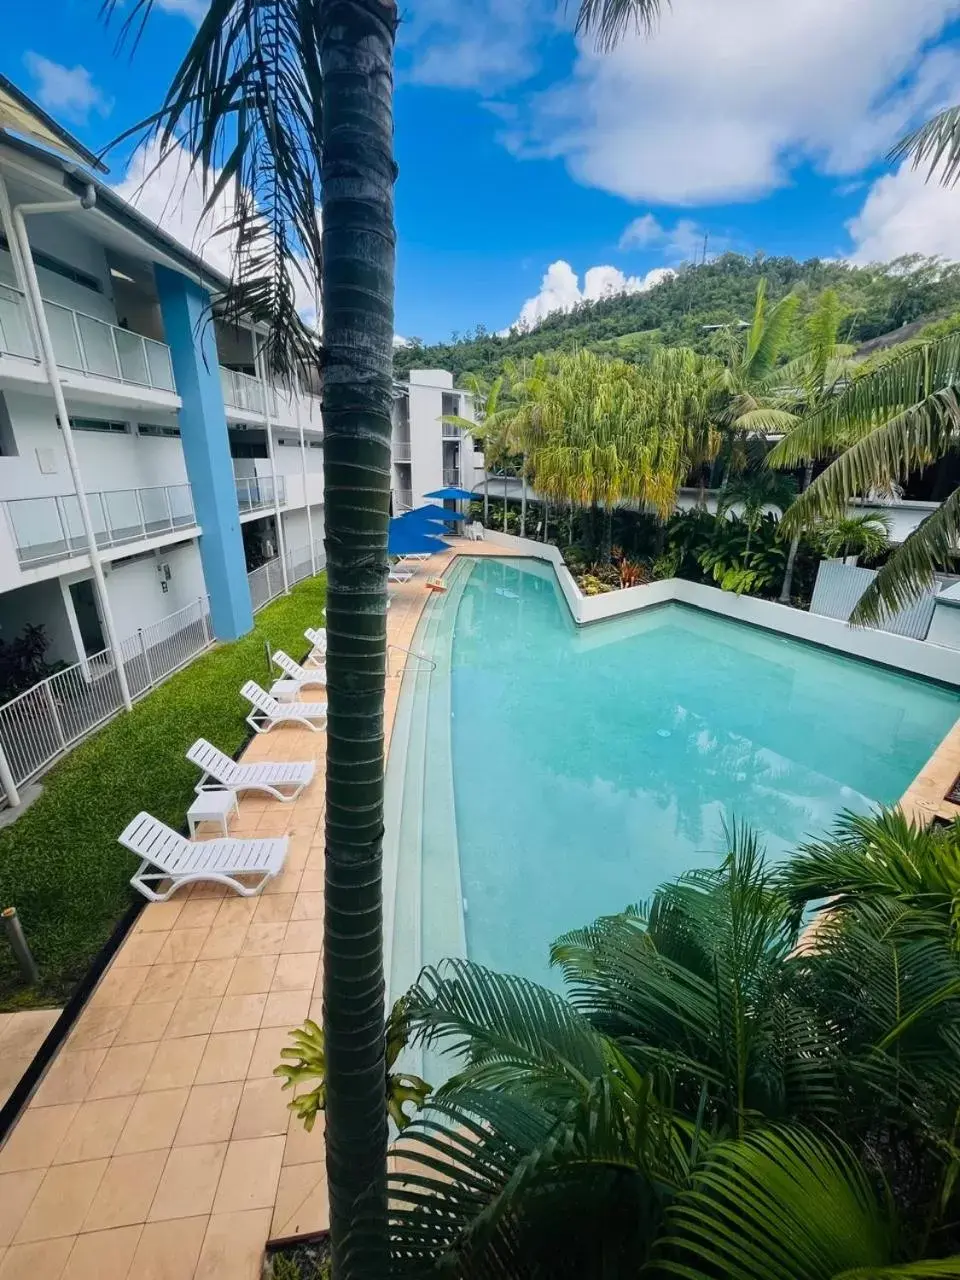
{"left": 295, "top": 382, "right": 316, "bottom": 575}
{"left": 257, "top": 351, "right": 289, "bottom": 592}
{"left": 11, "top": 192, "right": 132, "bottom": 712}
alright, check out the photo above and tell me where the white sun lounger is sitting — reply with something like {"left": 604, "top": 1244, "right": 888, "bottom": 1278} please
{"left": 272, "top": 649, "right": 327, "bottom": 689}
{"left": 389, "top": 568, "right": 414, "bottom": 583}
{"left": 186, "top": 737, "right": 315, "bottom": 802}
{"left": 304, "top": 627, "right": 327, "bottom": 667}
{"left": 119, "top": 811, "right": 288, "bottom": 901}
{"left": 241, "top": 680, "right": 327, "bottom": 733}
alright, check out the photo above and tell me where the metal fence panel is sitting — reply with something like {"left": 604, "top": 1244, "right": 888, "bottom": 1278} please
{"left": 809, "top": 559, "right": 936, "bottom": 640}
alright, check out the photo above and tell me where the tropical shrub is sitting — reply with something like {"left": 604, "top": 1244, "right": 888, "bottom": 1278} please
{"left": 0, "top": 624, "right": 64, "bottom": 703}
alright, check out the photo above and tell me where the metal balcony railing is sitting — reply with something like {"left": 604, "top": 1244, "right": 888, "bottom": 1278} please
{"left": 441, "top": 422, "right": 463, "bottom": 439}
{"left": 219, "top": 366, "right": 279, "bottom": 418}
{"left": 0, "top": 284, "right": 176, "bottom": 393}
{"left": 4, "top": 484, "right": 196, "bottom": 568}
{"left": 393, "top": 442, "right": 412, "bottom": 462}
{"left": 443, "top": 468, "right": 461, "bottom": 486}
{"left": 235, "top": 474, "right": 286, "bottom": 514}
{"left": 395, "top": 488, "right": 413, "bottom": 512}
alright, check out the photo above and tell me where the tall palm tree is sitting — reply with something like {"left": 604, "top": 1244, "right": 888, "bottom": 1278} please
{"left": 442, "top": 372, "right": 518, "bottom": 529}
{"left": 717, "top": 467, "right": 797, "bottom": 554}
{"left": 108, "top": 1, "right": 670, "bottom": 1275}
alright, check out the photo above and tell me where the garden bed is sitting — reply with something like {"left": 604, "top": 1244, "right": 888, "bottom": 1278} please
{"left": 0, "top": 575, "right": 327, "bottom": 1011}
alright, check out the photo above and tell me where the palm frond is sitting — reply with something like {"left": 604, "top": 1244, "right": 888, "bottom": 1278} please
{"left": 103, "top": 0, "right": 322, "bottom": 376}
{"left": 891, "top": 105, "right": 960, "bottom": 187}
{"left": 570, "top": 0, "right": 664, "bottom": 54}
{"left": 849, "top": 485, "right": 960, "bottom": 625}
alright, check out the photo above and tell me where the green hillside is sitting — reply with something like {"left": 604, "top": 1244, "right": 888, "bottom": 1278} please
{"left": 394, "top": 252, "right": 960, "bottom": 383}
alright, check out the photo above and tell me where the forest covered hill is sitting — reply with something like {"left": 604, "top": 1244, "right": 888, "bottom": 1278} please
{"left": 393, "top": 252, "right": 960, "bottom": 383}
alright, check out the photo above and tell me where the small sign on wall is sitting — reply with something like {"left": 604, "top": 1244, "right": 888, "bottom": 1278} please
{"left": 36, "top": 447, "right": 58, "bottom": 474}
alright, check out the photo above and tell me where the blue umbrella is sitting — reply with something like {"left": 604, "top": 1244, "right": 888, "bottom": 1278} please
{"left": 399, "top": 504, "right": 466, "bottom": 524}
{"left": 387, "top": 519, "right": 449, "bottom": 558}
{"left": 423, "top": 486, "right": 477, "bottom": 502}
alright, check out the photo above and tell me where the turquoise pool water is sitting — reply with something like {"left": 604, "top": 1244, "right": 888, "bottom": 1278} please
{"left": 385, "top": 557, "right": 960, "bottom": 992}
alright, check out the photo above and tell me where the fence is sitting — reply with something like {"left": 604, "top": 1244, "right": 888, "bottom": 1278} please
{"left": 809, "top": 559, "right": 938, "bottom": 640}
{"left": 0, "top": 598, "right": 212, "bottom": 796}
{"left": 247, "top": 538, "right": 326, "bottom": 613}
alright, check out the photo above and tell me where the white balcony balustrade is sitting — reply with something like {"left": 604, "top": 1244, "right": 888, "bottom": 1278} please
{"left": 4, "top": 484, "right": 196, "bottom": 569}
{"left": 393, "top": 441, "right": 412, "bottom": 462}
{"left": 441, "top": 422, "right": 463, "bottom": 439}
{"left": 0, "top": 284, "right": 176, "bottom": 393}
{"left": 235, "top": 473, "right": 286, "bottom": 514}
{"left": 443, "top": 468, "right": 461, "bottom": 486}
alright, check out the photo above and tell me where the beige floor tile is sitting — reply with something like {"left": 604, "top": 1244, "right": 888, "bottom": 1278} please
{"left": 113, "top": 933, "right": 166, "bottom": 969}
{"left": 193, "top": 1208, "right": 270, "bottom": 1280}
{"left": 0, "top": 1170, "right": 45, "bottom": 1246}
{"left": 280, "top": 921, "right": 323, "bottom": 954}
{"left": 53, "top": 1097, "right": 135, "bottom": 1165}
{"left": 261, "top": 990, "right": 311, "bottom": 1029}
{"left": 166, "top": 998, "right": 222, "bottom": 1040}
{"left": 271, "top": 1161, "right": 329, "bottom": 1238}
{"left": 115, "top": 1088, "right": 189, "bottom": 1155}
{"left": 155, "top": 928, "right": 210, "bottom": 966}
{"left": 184, "top": 960, "right": 236, "bottom": 1001}
{"left": 135, "top": 902, "right": 184, "bottom": 933}
{"left": 0, "top": 1011, "right": 59, "bottom": 1059}
{"left": 60, "top": 1225, "right": 141, "bottom": 1280}
{"left": 297, "top": 871, "right": 324, "bottom": 895}
{"left": 213, "top": 899, "right": 258, "bottom": 929}
{"left": 148, "top": 1142, "right": 226, "bottom": 1221}
{"left": 173, "top": 900, "right": 221, "bottom": 930}
{"left": 67, "top": 1006, "right": 125, "bottom": 1053}
{"left": 32, "top": 1050, "right": 108, "bottom": 1108}
{"left": 139, "top": 963, "right": 194, "bottom": 1005}
{"left": 247, "top": 1027, "right": 293, "bottom": 1081}
{"left": 113, "top": 1001, "right": 175, "bottom": 1048}
{"left": 174, "top": 1082, "right": 243, "bottom": 1148}
{"left": 251, "top": 896, "right": 296, "bottom": 926}
{"left": 262, "top": 868, "right": 302, "bottom": 896}
{"left": 0, "top": 1056, "right": 31, "bottom": 1106}
{"left": 128, "top": 1215, "right": 207, "bottom": 1279}
{"left": 256, "top": 811, "right": 292, "bottom": 837}
{"left": 242, "top": 924, "right": 286, "bottom": 957}
{"left": 232, "top": 1077, "right": 289, "bottom": 1141}
{"left": 86, "top": 1043, "right": 157, "bottom": 1100}
{"left": 195, "top": 1032, "right": 256, "bottom": 1085}
{"left": 198, "top": 928, "right": 248, "bottom": 963}
{"left": 141, "top": 1036, "right": 207, "bottom": 1092}
{"left": 0, "top": 1235, "right": 73, "bottom": 1280}
{"left": 225, "top": 956, "right": 277, "bottom": 997}
{"left": 213, "top": 996, "right": 266, "bottom": 1034}
{"left": 82, "top": 1149, "right": 167, "bottom": 1231}
{"left": 271, "top": 953, "right": 320, "bottom": 992}
{"left": 0, "top": 1104, "right": 78, "bottom": 1173}
{"left": 282, "top": 1111, "right": 324, "bottom": 1167}
{"left": 212, "top": 1137, "right": 283, "bottom": 1214}
{"left": 290, "top": 893, "right": 324, "bottom": 921}
{"left": 15, "top": 1159, "right": 108, "bottom": 1242}
{"left": 90, "top": 967, "right": 151, "bottom": 1010}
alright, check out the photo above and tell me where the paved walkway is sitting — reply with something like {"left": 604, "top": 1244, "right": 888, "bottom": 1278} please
{"left": 0, "top": 541, "right": 498, "bottom": 1280}
{"left": 0, "top": 1012, "right": 59, "bottom": 1111}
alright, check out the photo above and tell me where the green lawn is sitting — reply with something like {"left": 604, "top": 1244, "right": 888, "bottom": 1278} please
{"left": 0, "top": 575, "right": 327, "bottom": 1011}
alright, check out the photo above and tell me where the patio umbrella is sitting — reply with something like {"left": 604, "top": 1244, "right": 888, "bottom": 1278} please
{"left": 423, "top": 486, "right": 477, "bottom": 502}
{"left": 387, "top": 519, "right": 449, "bottom": 558}
{"left": 399, "top": 504, "right": 466, "bottom": 524}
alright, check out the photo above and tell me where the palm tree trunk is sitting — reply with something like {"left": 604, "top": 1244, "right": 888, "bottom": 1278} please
{"left": 542, "top": 498, "right": 549, "bottom": 542}
{"left": 319, "top": 2, "right": 396, "bottom": 1273}
{"left": 778, "top": 462, "right": 812, "bottom": 605}
{"left": 520, "top": 457, "right": 527, "bottom": 536}
{"left": 502, "top": 472, "right": 508, "bottom": 532}
{"left": 568, "top": 502, "right": 574, "bottom": 544}
{"left": 602, "top": 508, "right": 613, "bottom": 562}
{"left": 483, "top": 472, "right": 489, "bottom": 525}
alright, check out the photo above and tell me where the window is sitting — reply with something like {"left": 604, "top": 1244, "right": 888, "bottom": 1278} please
{"left": 441, "top": 392, "right": 460, "bottom": 418}
{"left": 0, "top": 234, "right": 102, "bottom": 294}
{"left": 138, "top": 423, "right": 181, "bottom": 438}
{"left": 60, "top": 417, "right": 129, "bottom": 435}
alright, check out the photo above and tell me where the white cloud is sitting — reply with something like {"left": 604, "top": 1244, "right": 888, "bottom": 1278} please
{"left": 23, "top": 53, "right": 112, "bottom": 124}
{"left": 510, "top": 0, "right": 960, "bottom": 204}
{"left": 847, "top": 161, "right": 960, "bottom": 262}
{"left": 400, "top": 0, "right": 557, "bottom": 89}
{"left": 113, "top": 139, "right": 320, "bottom": 327}
{"left": 619, "top": 214, "right": 707, "bottom": 261}
{"left": 153, "top": 0, "right": 208, "bottom": 22}
{"left": 509, "top": 259, "right": 674, "bottom": 331}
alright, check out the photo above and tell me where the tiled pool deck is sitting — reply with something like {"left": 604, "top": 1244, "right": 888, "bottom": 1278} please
{"left": 1, "top": 540, "right": 958, "bottom": 1279}
{"left": 0, "top": 541, "right": 503, "bottom": 1280}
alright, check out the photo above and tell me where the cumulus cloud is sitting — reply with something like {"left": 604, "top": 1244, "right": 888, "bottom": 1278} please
{"left": 23, "top": 53, "right": 112, "bottom": 124}
{"left": 400, "top": 0, "right": 557, "bottom": 89}
{"left": 509, "top": 0, "right": 960, "bottom": 204}
{"left": 509, "top": 260, "right": 675, "bottom": 331}
{"left": 113, "top": 139, "right": 320, "bottom": 327}
{"left": 619, "top": 214, "right": 708, "bottom": 261}
{"left": 153, "top": 0, "right": 209, "bottom": 22}
{"left": 847, "top": 161, "right": 960, "bottom": 263}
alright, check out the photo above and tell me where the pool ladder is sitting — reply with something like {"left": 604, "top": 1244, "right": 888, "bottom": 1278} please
{"left": 387, "top": 643, "right": 436, "bottom": 677}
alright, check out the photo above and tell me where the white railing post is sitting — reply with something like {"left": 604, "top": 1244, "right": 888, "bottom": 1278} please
{"left": 295, "top": 381, "right": 317, "bottom": 577}
{"left": 70, "top": 309, "right": 87, "bottom": 374}
{"left": 139, "top": 628, "right": 153, "bottom": 686}
{"left": 257, "top": 349, "right": 289, "bottom": 593}
{"left": 135, "top": 488, "right": 147, "bottom": 540}
{"left": 107, "top": 324, "right": 123, "bottom": 382}
{"left": 0, "top": 740, "right": 20, "bottom": 809}
{"left": 140, "top": 335, "right": 152, "bottom": 388}
{"left": 42, "top": 681, "right": 67, "bottom": 751}
{"left": 200, "top": 597, "right": 211, "bottom": 645}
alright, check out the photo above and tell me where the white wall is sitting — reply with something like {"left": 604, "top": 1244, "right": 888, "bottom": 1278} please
{"left": 675, "top": 490, "right": 939, "bottom": 545}
{"left": 405, "top": 371, "right": 478, "bottom": 505}
{"left": 101, "top": 540, "right": 207, "bottom": 640}
{"left": 281, "top": 505, "right": 324, "bottom": 553}
{"left": 0, "top": 577, "right": 76, "bottom": 664}
{"left": 0, "top": 221, "right": 116, "bottom": 323}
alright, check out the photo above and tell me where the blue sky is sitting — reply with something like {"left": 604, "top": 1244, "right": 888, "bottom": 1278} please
{"left": 5, "top": 0, "right": 960, "bottom": 343}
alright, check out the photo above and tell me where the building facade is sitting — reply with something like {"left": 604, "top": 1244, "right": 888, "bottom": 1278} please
{"left": 390, "top": 368, "right": 481, "bottom": 513}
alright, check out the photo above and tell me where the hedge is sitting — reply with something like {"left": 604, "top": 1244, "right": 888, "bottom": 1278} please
{"left": 0, "top": 574, "right": 327, "bottom": 1010}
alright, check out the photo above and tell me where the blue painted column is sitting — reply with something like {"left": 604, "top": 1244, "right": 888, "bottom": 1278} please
{"left": 156, "top": 266, "right": 253, "bottom": 639}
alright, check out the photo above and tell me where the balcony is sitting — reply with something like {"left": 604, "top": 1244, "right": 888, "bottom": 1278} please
{"left": 236, "top": 473, "right": 286, "bottom": 514}
{"left": 4, "top": 485, "right": 196, "bottom": 569}
{"left": 443, "top": 468, "right": 461, "bottom": 486}
{"left": 0, "top": 284, "right": 176, "bottom": 394}
{"left": 442, "top": 422, "right": 464, "bottom": 439}
{"left": 395, "top": 488, "right": 413, "bottom": 512}
{"left": 393, "top": 442, "right": 411, "bottom": 462}
{"left": 220, "top": 366, "right": 276, "bottom": 418}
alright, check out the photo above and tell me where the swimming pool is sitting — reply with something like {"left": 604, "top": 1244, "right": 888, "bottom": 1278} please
{"left": 384, "top": 556, "right": 960, "bottom": 997}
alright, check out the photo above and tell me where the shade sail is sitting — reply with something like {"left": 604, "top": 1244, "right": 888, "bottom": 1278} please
{"left": 423, "top": 486, "right": 477, "bottom": 501}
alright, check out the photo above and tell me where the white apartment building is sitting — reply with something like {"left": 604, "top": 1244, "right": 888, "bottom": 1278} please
{"left": 0, "top": 77, "right": 479, "bottom": 679}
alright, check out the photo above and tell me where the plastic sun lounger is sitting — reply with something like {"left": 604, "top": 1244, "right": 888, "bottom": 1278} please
{"left": 241, "top": 680, "right": 328, "bottom": 733}
{"left": 304, "top": 626, "right": 327, "bottom": 668}
{"left": 389, "top": 568, "right": 414, "bottom": 583}
{"left": 272, "top": 649, "right": 327, "bottom": 690}
{"left": 187, "top": 737, "right": 315, "bottom": 802}
{"left": 119, "top": 811, "right": 287, "bottom": 901}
